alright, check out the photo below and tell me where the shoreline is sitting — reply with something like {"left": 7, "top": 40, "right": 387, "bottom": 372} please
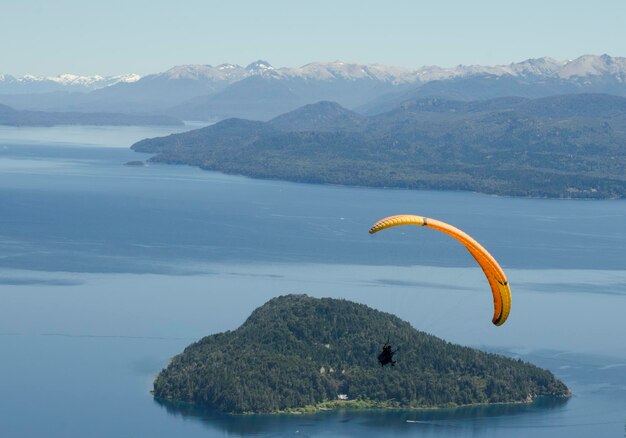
{"left": 154, "top": 392, "right": 572, "bottom": 416}
{"left": 141, "top": 155, "right": 626, "bottom": 201}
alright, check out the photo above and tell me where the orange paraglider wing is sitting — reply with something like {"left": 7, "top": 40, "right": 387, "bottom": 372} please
{"left": 369, "top": 215, "right": 511, "bottom": 326}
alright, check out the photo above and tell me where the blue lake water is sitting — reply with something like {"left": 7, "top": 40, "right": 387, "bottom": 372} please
{"left": 0, "top": 125, "right": 625, "bottom": 437}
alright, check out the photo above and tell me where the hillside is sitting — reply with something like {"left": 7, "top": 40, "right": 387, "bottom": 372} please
{"left": 269, "top": 101, "right": 365, "bottom": 131}
{"left": 153, "top": 295, "right": 569, "bottom": 414}
{"left": 131, "top": 93, "right": 626, "bottom": 199}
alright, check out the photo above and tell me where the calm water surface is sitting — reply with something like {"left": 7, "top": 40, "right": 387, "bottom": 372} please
{"left": 0, "top": 125, "right": 625, "bottom": 437}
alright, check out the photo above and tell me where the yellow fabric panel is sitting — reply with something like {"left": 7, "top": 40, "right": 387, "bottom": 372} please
{"left": 495, "top": 282, "right": 512, "bottom": 326}
{"left": 369, "top": 215, "right": 511, "bottom": 326}
{"left": 369, "top": 215, "right": 426, "bottom": 232}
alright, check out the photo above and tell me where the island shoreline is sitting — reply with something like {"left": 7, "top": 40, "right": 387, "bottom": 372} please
{"left": 153, "top": 392, "right": 572, "bottom": 416}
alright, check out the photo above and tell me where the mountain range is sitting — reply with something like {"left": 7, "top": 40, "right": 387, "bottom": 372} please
{"left": 0, "top": 73, "right": 140, "bottom": 94}
{"left": 2, "top": 54, "right": 626, "bottom": 120}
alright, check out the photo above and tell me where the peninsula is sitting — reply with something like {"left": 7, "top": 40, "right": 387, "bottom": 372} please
{"left": 131, "top": 94, "right": 626, "bottom": 199}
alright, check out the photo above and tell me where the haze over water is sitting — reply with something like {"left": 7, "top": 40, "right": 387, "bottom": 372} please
{"left": 1, "top": 125, "right": 625, "bottom": 437}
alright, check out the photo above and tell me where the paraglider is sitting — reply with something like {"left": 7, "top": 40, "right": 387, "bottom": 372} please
{"left": 378, "top": 339, "right": 397, "bottom": 366}
{"left": 369, "top": 215, "right": 511, "bottom": 326}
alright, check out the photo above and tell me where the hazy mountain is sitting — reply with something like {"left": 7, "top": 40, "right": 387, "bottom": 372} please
{"left": 0, "top": 73, "right": 140, "bottom": 94}
{"left": 132, "top": 93, "right": 626, "bottom": 199}
{"left": 169, "top": 61, "right": 415, "bottom": 121}
{"left": 412, "top": 54, "right": 626, "bottom": 82}
{"left": 169, "top": 54, "right": 626, "bottom": 120}
{"left": 79, "top": 63, "right": 258, "bottom": 112}
{"left": 0, "top": 61, "right": 282, "bottom": 114}
{"left": 269, "top": 101, "right": 365, "bottom": 131}
{"left": 171, "top": 75, "right": 308, "bottom": 121}
{"left": 360, "top": 54, "right": 626, "bottom": 114}
{"left": 3, "top": 54, "right": 626, "bottom": 118}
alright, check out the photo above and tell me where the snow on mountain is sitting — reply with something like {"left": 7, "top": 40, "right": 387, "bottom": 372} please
{"left": 558, "top": 54, "right": 626, "bottom": 80}
{"left": 410, "top": 55, "right": 625, "bottom": 82}
{"left": 3, "top": 54, "right": 625, "bottom": 113}
{"left": 509, "top": 57, "right": 565, "bottom": 77}
{"left": 412, "top": 57, "right": 565, "bottom": 81}
{"left": 150, "top": 60, "right": 422, "bottom": 84}
{"left": 47, "top": 73, "right": 141, "bottom": 87}
{"left": 277, "top": 61, "right": 416, "bottom": 84}
{"left": 153, "top": 60, "right": 280, "bottom": 83}
{"left": 145, "top": 54, "right": 626, "bottom": 119}
{"left": 0, "top": 72, "right": 141, "bottom": 93}
{"left": 246, "top": 60, "right": 274, "bottom": 74}
{"left": 188, "top": 54, "right": 626, "bottom": 84}
{"left": 5, "top": 54, "right": 623, "bottom": 94}
{"left": 156, "top": 64, "right": 248, "bottom": 82}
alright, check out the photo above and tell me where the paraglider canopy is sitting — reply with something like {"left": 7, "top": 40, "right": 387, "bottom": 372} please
{"left": 369, "top": 214, "right": 511, "bottom": 326}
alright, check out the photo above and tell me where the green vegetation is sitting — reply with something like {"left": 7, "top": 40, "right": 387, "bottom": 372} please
{"left": 132, "top": 94, "right": 626, "bottom": 199}
{"left": 153, "top": 295, "right": 569, "bottom": 414}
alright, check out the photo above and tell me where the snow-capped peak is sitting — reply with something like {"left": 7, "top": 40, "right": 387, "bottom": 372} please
{"left": 20, "top": 75, "right": 41, "bottom": 82}
{"left": 217, "top": 63, "right": 238, "bottom": 70}
{"left": 3, "top": 54, "right": 626, "bottom": 95}
{"left": 276, "top": 61, "right": 417, "bottom": 84}
{"left": 162, "top": 65, "right": 216, "bottom": 80}
{"left": 246, "top": 60, "right": 273, "bottom": 72}
{"left": 109, "top": 73, "right": 141, "bottom": 84}
{"left": 407, "top": 55, "right": 626, "bottom": 82}
{"left": 0, "top": 72, "right": 142, "bottom": 91}
{"left": 37, "top": 73, "right": 141, "bottom": 87}
{"left": 152, "top": 55, "right": 626, "bottom": 85}
{"left": 557, "top": 54, "right": 626, "bottom": 79}
{"left": 157, "top": 64, "right": 249, "bottom": 82}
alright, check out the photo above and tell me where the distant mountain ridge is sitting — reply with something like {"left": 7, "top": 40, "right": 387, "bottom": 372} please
{"left": 0, "top": 72, "right": 140, "bottom": 94}
{"left": 3, "top": 54, "right": 626, "bottom": 118}
{"left": 132, "top": 93, "right": 626, "bottom": 199}
{"left": 5, "top": 54, "right": 624, "bottom": 93}
{"left": 150, "top": 54, "right": 626, "bottom": 120}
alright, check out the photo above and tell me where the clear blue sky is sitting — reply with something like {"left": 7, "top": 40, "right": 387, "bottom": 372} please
{"left": 2, "top": 0, "right": 625, "bottom": 76}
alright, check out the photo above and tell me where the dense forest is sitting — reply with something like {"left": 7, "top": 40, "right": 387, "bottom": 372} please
{"left": 154, "top": 295, "right": 569, "bottom": 414}
{"left": 132, "top": 94, "right": 626, "bottom": 199}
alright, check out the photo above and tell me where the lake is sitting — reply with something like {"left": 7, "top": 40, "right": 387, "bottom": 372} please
{"left": 0, "top": 125, "right": 625, "bottom": 437}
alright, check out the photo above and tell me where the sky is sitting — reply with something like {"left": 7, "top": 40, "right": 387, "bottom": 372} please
{"left": 1, "top": 0, "right": 625, "bottom": 76}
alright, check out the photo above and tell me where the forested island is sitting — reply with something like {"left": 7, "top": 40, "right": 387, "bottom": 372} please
{"left": 0, "top": 103, "right": 182, "bottom": 126}
{"left": 154, "top": 295, "right": 569, "bottom": 414}
{"left": 132, "top": 94, "right": 626, "bottom": 199}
